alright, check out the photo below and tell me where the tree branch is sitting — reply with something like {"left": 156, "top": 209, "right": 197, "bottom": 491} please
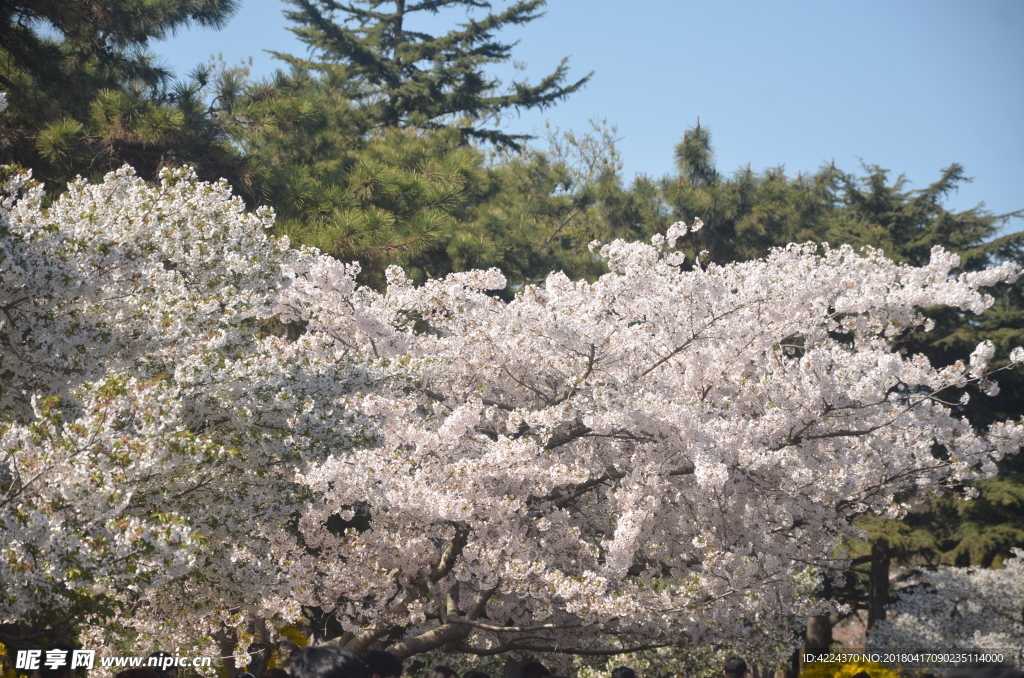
{"left": 386, "top": 586, "right": 497, "bottom": 660}
{"left": 445, "top": 619, "right": 583, "bottom": 633}
{"left": 430, "top": 522, "right": 470, "bottom": 582}
{"left": 342, "top": 625, "right": 392, "bottom": 656}
{"left": 544, "top": 417, "right": 591, "bottom": 450}
{"left": 543, "top": 207, "right": 583, "bottom": 247}
{"left": 455, "top": 640, "right": 674, "bottom": 656}
{"left": 639, "top": 305, "right": 748, "bottom": 379}
{"left": 530, "top": 461, "right": 695, "bottom": 509}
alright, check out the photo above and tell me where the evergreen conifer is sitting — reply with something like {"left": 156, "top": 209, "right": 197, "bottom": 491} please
{"left": 275, "top": 0, "right": 591, "bottom": 148}
{"left": 0, "top": 0, "right": 243, "bottom": 188}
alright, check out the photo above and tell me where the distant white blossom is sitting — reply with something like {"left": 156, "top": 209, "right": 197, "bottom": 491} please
{"left": 870, "top": 550, "right": 1024, "bottom": 663}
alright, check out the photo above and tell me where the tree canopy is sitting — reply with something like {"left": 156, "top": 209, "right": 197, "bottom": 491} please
{"left": 0, "top": 0, "right": 242, "bottom": 187}
{"left": 606, "top": 124, "right": 1024, "bottom": 638}
{"left": 2, "top": 168, "right": 1023, "bottom": 667}
{"left": 276, "top": 0, "right": 590, "bottom": 147}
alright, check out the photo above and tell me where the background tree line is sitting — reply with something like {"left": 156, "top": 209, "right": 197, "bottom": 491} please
{"left": 2, "top": 0, "right": 1023, "bottom": 659}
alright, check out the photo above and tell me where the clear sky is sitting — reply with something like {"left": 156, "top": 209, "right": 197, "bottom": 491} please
{"left": 153, "top": 0, "right": 1024, "bottom": 229}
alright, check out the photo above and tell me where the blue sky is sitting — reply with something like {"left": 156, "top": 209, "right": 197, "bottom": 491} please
{"left": 154, "top": 0, "right": 1024, "bottom": 228}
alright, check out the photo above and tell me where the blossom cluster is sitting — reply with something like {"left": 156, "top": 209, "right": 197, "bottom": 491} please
{"left": 1, "top": 167, "right": 369, "bottom": 634}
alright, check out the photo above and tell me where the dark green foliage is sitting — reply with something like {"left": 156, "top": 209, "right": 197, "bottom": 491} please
{"left": 0, "top": 0, "right": 244, "bottom": 189}
{"left": 821, "top": 164, "right": 1024, "bottom": 585}
{"left": 406, "top": 121, "right": 626, "bottom": 289}
{"left": 235, "top": 63, "right": 488, "bottom": 288}
{"left": 828, "top": 164, "right": 1021, "bottom": 268}
{"left": 830, "top": 164, "right": 1024, "bottom": 428}
{"left": 274, "top": 0, "right": 591, "bottom": 148}
{"left": 826, "top": 164, "right": 1023, "bottom": 621}
{"left": 225, "top": 0, "right": 597, "bottom": 287}
{"left": 915, "top": 462, "right": 1024, "bottom": 568}
{"left": 612, "top": 123, "right": 844, "bottom": 266}
{"left": 0, "top": 0, "right": 236, "bottom": 92}
{"left": 942, "top": 464, "right": 1024, "bottom": 567}
{"left": 256, "top": 116, "right": 490, "bottom": 289}
{"left": 236, "top": 47, "right": 613, "bottom": 288}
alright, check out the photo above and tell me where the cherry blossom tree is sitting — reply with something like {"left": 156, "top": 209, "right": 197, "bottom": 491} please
{"left": 0, "top": 165, "right": 371, "bottom": 645}
{"left": 3, "top": 161, "right": 1023, "bottom": 667}
{"left": 870, "top": 550, "right": 1024, "bottom": 661}
{"left": 260, "top": 225, "right": 1024, "bottom": 660}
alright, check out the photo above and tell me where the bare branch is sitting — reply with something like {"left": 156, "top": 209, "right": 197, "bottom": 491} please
{"left": 445, "top": 619, "right": 584, "bottom": 633}
{"left": 639, "top": 305, "right": 749, "bottom": 379}
{"left": 386, "top": 587, "right": 497, "bottom": 661}
{"left": 528, "top": 460, "right": 696, "bottom": 510}
{"left": 544, "top": 418, "right": 592, "bottom": 450}
{"left": 423, "top": 387, "right": 515, "bottom": 412}
{"left": 549, "top": 344, "right": 598, "bottom": 406}
{"left": 455, "top": 640, "right": 674, "bottom": 656}
{"left": 342, "top": 625, "right": 391, "bottom": 655}
{"left": 543, "top": 207, "right": 583, "bottom": 247}
{"left": 430, "top": 523, "right": 470, "bottom": 582}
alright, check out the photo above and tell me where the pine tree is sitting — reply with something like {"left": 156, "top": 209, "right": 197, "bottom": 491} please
{"left": 0, "top": 0, "right": 236, "bottom": 94}
{"left": 274, "top": 0, "right": 591, "bottom": 149}
{"left": 241, "top": 82, "right": 625, "bottom": 290}
{"left": 402, "top": 120, "right": 626, "bottom": 290}
{"left": 227, "top": 0, "right": 596, "bottom": 286}
{"left": 636, "top": 122, "right": 843, "bottom": 265}
{"left": 0, "top": 0, "right": 243, "bottom": 188}
{"left": 828, "top": 165, "right": 1024, "bottom": 426}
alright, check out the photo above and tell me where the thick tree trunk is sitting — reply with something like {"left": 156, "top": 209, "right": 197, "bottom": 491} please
{"left": 867, "top": 538, "right": 891, "bottom": 629}
{"left": 213, "top": 627, "right": 239, "bottom": 677}
{"left": 806, "top": 614, "right": 833, "bottom": 653}
{"left": 386, "top": 621, "right": 474, "bottom": 661}
{"left": 789, "top": 647, "right": 801, "bottom": 678}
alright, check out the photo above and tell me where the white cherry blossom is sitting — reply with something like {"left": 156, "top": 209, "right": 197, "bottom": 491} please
{"left": 870, "top": 550, "right": 1024, "bottom": 662}
{"left": 3, "top": 166, "right": 1022, "bottom": 664}
{"left": 1, "top": 167, "right": 369, "bottom": 644}
{"left": 268, "top": 231, "right": 1024, "bottom": 659}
